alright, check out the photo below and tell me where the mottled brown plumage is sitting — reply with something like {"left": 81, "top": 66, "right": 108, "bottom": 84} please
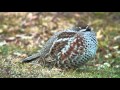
{"left": 21, "top": 25, "right": 98, "bottom": 69}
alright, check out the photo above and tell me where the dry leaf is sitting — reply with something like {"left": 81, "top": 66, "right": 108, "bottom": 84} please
{"left": 96, "top": 30, "right": 103, "bottom": 39}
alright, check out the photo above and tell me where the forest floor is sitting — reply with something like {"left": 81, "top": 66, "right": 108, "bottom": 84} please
{"left": 0, "top": 12, "right": 120, "bottom": 78}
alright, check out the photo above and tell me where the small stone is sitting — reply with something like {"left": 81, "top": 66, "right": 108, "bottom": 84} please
{"left": 114, "top": 36, "right": 120, "bottom": 44}
{"left": 115, "top": 65, "right": 120, "bottom": 68}
{"left": 103, "top": 63, "right": 111, "bottom": 67}
{"left": 113, "top": 46, "right": 119, "bottom": 50}
{"left": 104, "top": 53, "right": 112, "bottom": 58}
{"left": 0, "top": 41, "right": 7, "bottom": 46}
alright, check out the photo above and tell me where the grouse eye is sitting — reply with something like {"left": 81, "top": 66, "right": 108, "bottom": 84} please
{"left": 81, "top": 27, "right": 91, "bottom": 32}
{"left": 82, "top": 25, "right": 91, "bottom": 32}
{"left": 86, "top": 28, "right": 91, "bottom": 31}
